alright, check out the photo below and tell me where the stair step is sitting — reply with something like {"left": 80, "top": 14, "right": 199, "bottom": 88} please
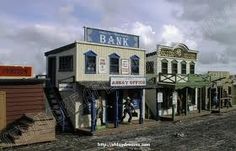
{"left": 50, "top": 99, "right": 58, "bottom": 104}
{"left": 52, "top": 105, "right": 60, "bottom": 110}
{"left": 54, "top": 110, "right": 62, "bottom": 115}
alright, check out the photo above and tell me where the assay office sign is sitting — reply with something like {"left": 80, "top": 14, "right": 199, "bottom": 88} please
{"left": 84, "top": 27, "right": 139, "bottom": 48}
{"left": 110, "top": 77, "right": 146, "bottom": 87}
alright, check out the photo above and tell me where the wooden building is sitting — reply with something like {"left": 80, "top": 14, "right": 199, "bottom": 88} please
{"left": 0, "top": 65, "right": 46, "bottom": 131}
{"left": 145, "top": 43, "right": 210, "bottom": 119}
{"left": 44, "top": 27, "right": 148, "bottom": 132}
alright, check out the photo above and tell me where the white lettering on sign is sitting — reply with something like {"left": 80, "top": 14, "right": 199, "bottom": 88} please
{"left": 108, "top": 36, "right": 115, "bottom": 45}
{"left": 116, "top": 37, "right": 122, "bottom": 45}
{"left": 99, "top": 34, "right": 129, "bottom": 46}
{"left": 123, "top": 38, "right": 128, "bottom": 46}
{"left": 100, "top": 34, "right": 106, "bottom": 43}
{"left": 110, "top": 77, "right": 146, "bottom": 87}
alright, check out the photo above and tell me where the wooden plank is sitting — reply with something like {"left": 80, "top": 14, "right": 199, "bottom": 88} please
{"left": 0, "top": 91, "right": 6, "bottom": 131}
{"left": 0, "top": 84, "right": 43, "bottom": 89}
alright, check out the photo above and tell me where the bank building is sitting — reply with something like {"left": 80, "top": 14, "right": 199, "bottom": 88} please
{"left": 44, "top": 27, "right": 151, "bottom": 133}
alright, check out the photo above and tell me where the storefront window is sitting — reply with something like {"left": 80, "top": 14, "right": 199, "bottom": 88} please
{"left": 190, "top": 62, "right": 195, "bottom": 74}
{"left": 84, "top": 50, "right": 97, "bottom": 74}
{"left": 161, "top": 59, "right": 168, "bottom": 74}
{"left": 146, "top": 61, "right": 154, "bottom": 74}
{"left": 181, "top": 61, "right": 186, "bottom": 74}
{"left": 109, "top": 53, "right": 120, "bottom": 74}
{"left": 131, "top": 55, "right": 139, "bottom": 75}
{"left": 171, "top": 60, "right": 178, "bottom": 74}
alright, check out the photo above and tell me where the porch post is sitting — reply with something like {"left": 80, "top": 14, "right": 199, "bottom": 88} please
{"left": 114, "top": 90, "right": 119, "bottom": 128}
{"left": 185, "top": 87, "right": 188, "bottom": 115}
{"left": 91, "top": 91, "right": 96, "bottom": 132}
{"left": 156, "top": 88, "right": 160, "bottom": 121}
{"left": 199, "top": 88, "right": 202, "bottom": 113}
{"left": 139, "top": 89, "right": 144, "bottom": 124}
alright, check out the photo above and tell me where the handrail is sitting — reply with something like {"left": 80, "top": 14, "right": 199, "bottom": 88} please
{"left": 58, "top": 76, "right": 75, "bottom": 83}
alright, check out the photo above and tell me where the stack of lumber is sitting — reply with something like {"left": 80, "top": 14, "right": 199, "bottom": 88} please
{"left": 0, "top": 112, "right": 56, "bottom": 147}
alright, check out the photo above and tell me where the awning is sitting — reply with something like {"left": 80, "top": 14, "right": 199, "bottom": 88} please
{"left": 175, "top": 74, "right": 210, "bottom": 89}
{"left": 77, "top": 81, "right": 158, "bottom": 90}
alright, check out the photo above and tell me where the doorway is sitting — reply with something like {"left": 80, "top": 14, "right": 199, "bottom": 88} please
{"left": 106, "top": 90, "right": 123, "bottom": 123}
{"left": 48, "top": 57, "right": 56, "bottom": 86}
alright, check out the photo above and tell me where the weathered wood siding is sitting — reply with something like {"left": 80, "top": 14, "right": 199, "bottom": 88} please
{"left": 0, "top": 84, "right": 45, "bottom": 124}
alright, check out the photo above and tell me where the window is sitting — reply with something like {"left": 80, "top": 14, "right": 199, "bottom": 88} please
{"left": 131, "top": 55, "right": 139, "bottom": 75}
{"left": 84, "top": 50, "right": 97, "bottom": 74}
{"left": 109, "top": 53, "right": 120, "bottom": 74}
{"left": 171, "top": 60, "right": 178, "bottom": 74}
{"left": 59, "top": 55, "right": 73, "bottom": 72}
{"left": 161, "top": 59, "right": 168, "bottom": 74}
{"left": 190, "top": 62, "right": 195, "bottom": 74}
{"left": 146, "top": 61, "right": 154, "bottom": 74}
{"left": 181, "top": 61, "right": 186, "bottom": 74}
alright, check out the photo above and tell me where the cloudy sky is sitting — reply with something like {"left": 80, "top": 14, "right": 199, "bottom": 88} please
{"left": 0, "top": 0, "right": 235, "bottom": 74}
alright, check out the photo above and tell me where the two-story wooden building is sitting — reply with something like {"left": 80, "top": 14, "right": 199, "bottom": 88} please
{"left": 145, "top": 43, "right": 210, "bottom": 119}
{"left": 44, "top": 27, "right": 147, "bottom": 132}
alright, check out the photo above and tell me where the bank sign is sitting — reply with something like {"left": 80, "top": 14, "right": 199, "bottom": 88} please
{"left": 84, "top": 27, "right": 139, "bottom": 48}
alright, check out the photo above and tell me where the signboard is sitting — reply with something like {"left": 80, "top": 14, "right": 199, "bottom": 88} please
{"left": 172, "top": 92, "right": 178, "bottom": 104}
{"left": 110, "top": 77, "right": 146, "bottom": 87}
{"left": 121, "top": 59, "right": 129, "bottom": 75}
{"left": 159, "top": 48, "right": 197, "bottom": 60}
{"left": 84, "top": 27, "right": 139, "bottom": 48}
{"left": 98, "top": 57, "right": 107, "bottom": 74}
{"left": 157, "top": 92, "right": 163, "bottom": 103}
{"left": 0, "top": 65, "right": 32, "bottom": 77}
{"left": 59, "top": 83, "right": 75, "bottom": 91}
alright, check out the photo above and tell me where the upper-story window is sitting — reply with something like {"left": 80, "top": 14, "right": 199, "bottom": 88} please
{"left": 181, "top": 61, "right": 187, "bottom": 74}
{"left": 109, "top": 53, "right": 120, "bottom": 74}
{"left": 130, "top": 55, "right": 140, "bottom": 75}
{"left": 59, "top": 55, "right": 73, "bottom": 72}
{"left": 146, "top": 61, "right": 154, "bottom": 74}
{"left": 84, "top": 50, "right": 97, "bottom": 74}
{"left": 171, "top": 60, "right": 178, "bottom": 74}
{"left": 190, "top": 62, "right": 195, "bottom": 74}
{"left": 161, "top": 59, "right": 168, "bottom": 74}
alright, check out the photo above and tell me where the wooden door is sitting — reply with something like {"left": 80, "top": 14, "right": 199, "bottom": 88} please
{"left": 0, "top": 91, "right": 6, "bottom": 131}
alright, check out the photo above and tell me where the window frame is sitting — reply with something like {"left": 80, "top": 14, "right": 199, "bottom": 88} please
{"left": 84, "top": 50, "right": 97, "bottom": 74}
{"left": 58, "top": 55, "right": 73, "bottom": 72}
{"left": 171, "top": 60, "right": 178, "bottom": 74}
{"left": 161, "top": 59, "right": 168, "bottom": 74}
{"left": 181, "top": 61, "right": 187, "bottom": 74}
{"left": 146, "top": 61, "right": 154, "bottom": 74}
{"left": 190, "top": 62, "right": 195, "bottom": 74}
{"left": 109, "top": 53, "right": 120, "bottom": 75}
{"left": 130, "top": 55, "right": 140, "bottom": 75}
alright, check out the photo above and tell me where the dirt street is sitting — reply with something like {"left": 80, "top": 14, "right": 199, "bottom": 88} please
{"left": 4, "top": 110, "right": 236, "bottom": 151}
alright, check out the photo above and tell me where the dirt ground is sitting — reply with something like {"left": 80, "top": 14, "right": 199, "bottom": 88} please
{"left": 3, "top": 110, "right": 236, "bottom": 151}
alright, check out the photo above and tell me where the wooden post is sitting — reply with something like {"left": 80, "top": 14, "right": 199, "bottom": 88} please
{"left": 91, "top": 91, "right": 96, "bottom": 132}
{"left": 199, "top": 88, "right": 202, "bottom": 113}
{"left": 139, "top": 89, "right": 144, "bottom": 124}
{"left": 0, "top": 91, "right": 6, "bottom": 131}
{"left": 209, "top": 87, "right": 211, "bottom": 111}
{"left": 185, "top": 88, "right": 188, "bottom": 115}
{"left": 156, "top": 89, "right": 160, "bottom": 121}
{"left": 114, "top": 90, "right": 119, "bottom": 128}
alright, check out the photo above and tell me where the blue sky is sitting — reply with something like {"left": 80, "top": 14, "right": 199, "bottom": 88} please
{"left": 0, "top": 0, "right": 235, "bottom": 74}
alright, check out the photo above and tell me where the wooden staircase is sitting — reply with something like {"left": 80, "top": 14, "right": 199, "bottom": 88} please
{"left": 44, "top": 82, "right": 73, "bottom": 132}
